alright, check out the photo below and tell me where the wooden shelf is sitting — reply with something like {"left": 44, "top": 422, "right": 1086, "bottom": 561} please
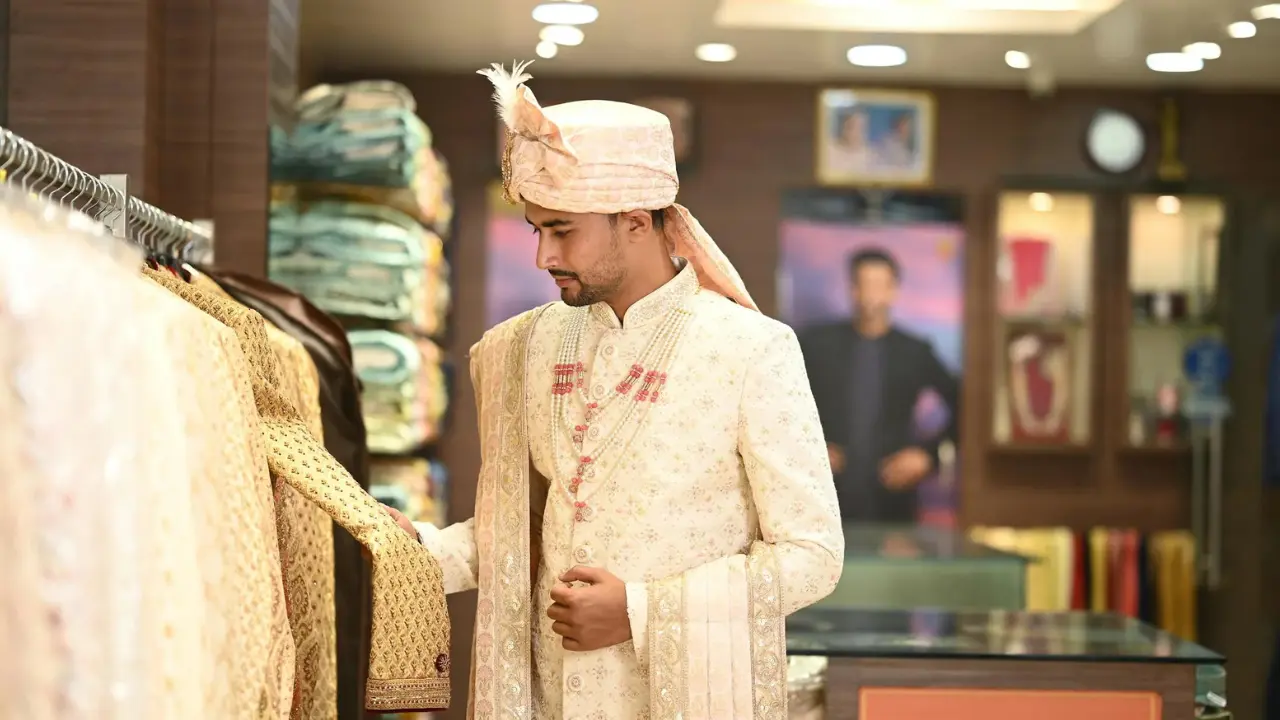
{"left": 987, "top": 443, "right": 1093, "bottom": 457}
{"left": 1116, "top": 443, "right": 1191, "bottom": 458}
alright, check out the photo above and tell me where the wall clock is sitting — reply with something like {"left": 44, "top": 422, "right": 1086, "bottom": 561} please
{"left": 1085, "top": 109, "right": 1146, "bottom": 174}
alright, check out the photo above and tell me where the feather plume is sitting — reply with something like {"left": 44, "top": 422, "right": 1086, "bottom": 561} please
{"left": 476, "top": 60, "right": 534, "bottom": 131}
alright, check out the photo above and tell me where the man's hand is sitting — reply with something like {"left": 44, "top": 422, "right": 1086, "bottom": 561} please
{"left": 381, "top": 504, "right": 420, "bottom": 542}
{"left": 880, "top": 447, "right": 933, "bottom": 490}
{"left": 547, "top": 565, "right": 631, "bottom": 652}
{"left": 827, "top": 443, "right": 846, "bottom": 474}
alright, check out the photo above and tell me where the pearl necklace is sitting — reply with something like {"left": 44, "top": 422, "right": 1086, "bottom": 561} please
{"left": 549, "top": 292, "right": 697, "bottom": 506}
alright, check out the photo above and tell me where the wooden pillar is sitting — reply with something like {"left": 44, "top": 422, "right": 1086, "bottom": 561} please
{"left": 5, "top": 0, "right": 289, "bottom": 277}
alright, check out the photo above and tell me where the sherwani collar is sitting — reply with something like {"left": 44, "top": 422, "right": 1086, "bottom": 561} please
{"left": 587, "top": 258, "right": 698, "bottom": 331}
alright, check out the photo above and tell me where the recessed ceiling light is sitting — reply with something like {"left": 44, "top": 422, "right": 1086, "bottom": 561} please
{"left": 847, "top": 45, "right": 908, "bottom": 67}
{"left": 1005, "top": 50, "right": 1031, "bottom": 69}
{"left": 531, "top": 2, "right": 599, "bottom": 25}
{"left": 1156, "top": 195, "right": 1182, "bottom": 215}
{"left": 1183, "top": 42, "right": 1222, "bottom": 60}
{"left": 535, "top": 40, "right": 559, "bottom": 59}
{"left": 1252, "top": 3, "right": 1280, "bottom": 19}
{"left": 1146, "top": 52, "right": 1204, "bottom": 73}
{"left": 695, "top": 43, "right": 737, "bottom": 62}
{"left": 1228, "top": 21, "right": 1258, "bottom": 38}
{"left": 540, "top": 25, "right": 585, "bottom": 46}
{"left": 1029, "top": 192, "right": 1054, "bottom": 212}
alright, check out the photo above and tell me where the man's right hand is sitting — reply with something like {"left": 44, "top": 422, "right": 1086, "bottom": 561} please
{"left": 382, "top": 504, "right": 421, "bottom": 543}
{"left": 827, "top": 443, "right": 846, "bottom": 474}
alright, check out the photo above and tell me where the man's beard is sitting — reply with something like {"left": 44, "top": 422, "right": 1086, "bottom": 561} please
{"left": 559, "top": 275, "right": 615, "bottom": 307}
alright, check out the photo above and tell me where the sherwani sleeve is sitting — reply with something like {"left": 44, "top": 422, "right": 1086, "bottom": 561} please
{"left": 625, "top": 324, "right": 844, "bottom": 719}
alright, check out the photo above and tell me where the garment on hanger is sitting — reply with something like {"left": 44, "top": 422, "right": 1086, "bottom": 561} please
{"left": 0, "top": 204, "right": 295, "bottom": 720}
{"left": 203, "top": 267, "right": 371, "bottom": 720}
{"left": 190, "top": 271, "right": 341, "bottom": 720}
{"left": 145, "top": 270, "right": 451, "bottom": 713}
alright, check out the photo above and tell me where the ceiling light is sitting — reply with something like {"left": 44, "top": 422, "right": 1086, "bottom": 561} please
{"left": 535, "top": 40, "right": 559, "bottom": 59}
{"left": 531, "top": 2, "right": 599, "bottom": 25}
{"left": 1156, "top": 195, "right": 1181, "bottom": 215}
{"left": 1146, "top": 52, "right": 1204, "bottom": 73}
{"left": 1183, "top": 42, "right": 1222, "bottom": 60}
{"left": 695, "top": 43, "right": 737, "bottom": 62}
{"left": 847, "top": 45, "right": 908, "bottom": 68}
{"left": 1254, "top": 4, "right": 1280, "bottom": 19}
{"left": 540, "top": 25, "right": 585, "bottom": 46}
{"left": 1005, "top": 50, "right": 1031, "bottom": 69}
{"left": 1228, "top": 21, "right": 1258, "bottom": 38}
{"left": 1029, "top": 192, "right": 1054, "bottom": 212}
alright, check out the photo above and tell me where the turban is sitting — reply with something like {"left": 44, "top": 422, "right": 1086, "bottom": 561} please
{"left": 478, "top": 61, "right": 757, "bottom": 312}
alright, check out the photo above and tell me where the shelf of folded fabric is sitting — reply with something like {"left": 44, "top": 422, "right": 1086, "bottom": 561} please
{"left": 970, "top": 526, "right": 1198, "bottom": 640}
{"left": 814, "top": 524, "right": 1030, "bottom": 612}
{"left": 369, "top": 456, "right": 449, "bottom": 529}
{"left": 348, "top": 329, "right": 451, "bottom": 457}
{"left": 268, "top": 201, "right": 452, "bottom": 343}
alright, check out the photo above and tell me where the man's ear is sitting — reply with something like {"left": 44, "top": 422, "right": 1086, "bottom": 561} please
{"left": 616, "top": 209, "right": 653, "bottom": 239}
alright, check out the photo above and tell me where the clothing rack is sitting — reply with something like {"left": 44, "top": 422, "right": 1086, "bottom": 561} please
{"left": 0, "top": 126, "right": 214, "bottom": 259}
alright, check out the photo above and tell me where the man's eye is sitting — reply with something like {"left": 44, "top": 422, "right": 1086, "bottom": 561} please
{"left": 553, "top": 230, "right": 570, "bottom": 239}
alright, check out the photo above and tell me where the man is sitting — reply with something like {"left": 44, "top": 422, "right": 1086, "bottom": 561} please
{"left": 799, "top": 248, "right": 959, "bottom": 524}
{"left": 384, "top": 61, "right": 843, "bottom": 719}
{"left": 873, "top": 112, "right": 916, "bottom": 169}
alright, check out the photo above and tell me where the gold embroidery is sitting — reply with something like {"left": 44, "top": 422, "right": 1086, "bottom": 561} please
{"left": 502, "top": 130, "right": 518, "bottom": 204}
{"left": 747, "top": 542, "right": 787, "bottom": 719}
{"left": 470, "top": 305, "right": 546, "bottom": 717}
{"left": 647, "top": 574, "right": 687, "bottom": 720}
{"left": 145, "top": 270, "right": 451, "bottom": 713}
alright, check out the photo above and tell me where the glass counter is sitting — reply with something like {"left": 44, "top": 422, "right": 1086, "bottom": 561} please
{"left": 816, "top": 524, "right": 1029, "bottom": 611}
{"left": 786, "top": 607, "right": 1224, "bottom": 720}
{"left": 788, "top": 607, "right": 1221, "bottom": 664}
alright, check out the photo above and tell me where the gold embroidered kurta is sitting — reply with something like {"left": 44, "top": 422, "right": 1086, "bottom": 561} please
{"left": 147, "top": 271, "right": 452, "bottom": 713}
{"left": 193, "top": 269, "right": 341, "bottom": 720}
{"left": 421, "top": 262, "right": 844, "bottom": 719}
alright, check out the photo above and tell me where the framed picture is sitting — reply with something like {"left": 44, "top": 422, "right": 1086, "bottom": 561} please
{"left": 816, "top": 89, "right": 936, "bottom": 187}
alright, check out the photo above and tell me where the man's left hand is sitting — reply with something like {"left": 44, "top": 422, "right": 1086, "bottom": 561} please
{"left": 548, "top": 565, "right": 631, "bottom": 652}
{"left": 880, "top": 447, "right": 933, "bottom": 490}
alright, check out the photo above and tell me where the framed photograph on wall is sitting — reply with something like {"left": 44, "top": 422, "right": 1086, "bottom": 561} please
{"left": 816, "top": 89, "right": 936, "bottom": 187}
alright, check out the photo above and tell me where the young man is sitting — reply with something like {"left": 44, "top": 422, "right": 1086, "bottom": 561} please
{"left": 799, "top": 248, "right": 959, "bottom": 523}
{"left": 385, "top": 62, "right": 843, "bottom": 718}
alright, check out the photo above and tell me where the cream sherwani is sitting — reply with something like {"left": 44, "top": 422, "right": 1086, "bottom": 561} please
{"left": 419, "top": 262, "right": 844, "bottom": 719}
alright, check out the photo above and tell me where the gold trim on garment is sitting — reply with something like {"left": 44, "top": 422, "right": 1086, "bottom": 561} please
{"left": 748, "top": 542, "right": 787, "bottom": 720}
{"left": 470, "top": 306, "right": 546, "bottom": 718}
{"left": 364, "top": 678, "right": 452, "bottom": 711}
{"left": 648, "top": 575, "right": 688, "bottom": 719}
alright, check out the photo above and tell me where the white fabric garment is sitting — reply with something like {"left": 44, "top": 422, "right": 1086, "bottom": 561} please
{"left": 0, "top": 198, "right": 204, "bottom": 720}
{"left": 420, "top": 261, "right": 844, "bottom": 718}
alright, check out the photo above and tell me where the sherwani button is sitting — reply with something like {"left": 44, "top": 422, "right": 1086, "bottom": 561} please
{"left": 592, "top": 384, "right": 606, "bottom": 399}
{"left": 573, "top": 546, "right": 592, "bottom": 563}
{"left": 567, "top": 673, "right": 584, "bottom": 691}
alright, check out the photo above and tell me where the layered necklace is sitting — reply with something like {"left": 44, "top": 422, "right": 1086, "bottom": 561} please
{"left": 549, "top": 291, "right": 697, "bottom": 510}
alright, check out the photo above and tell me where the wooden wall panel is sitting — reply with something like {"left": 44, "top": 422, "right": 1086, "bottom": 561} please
{"left": 6, "top": 0, "right": 274, "bottom": 276}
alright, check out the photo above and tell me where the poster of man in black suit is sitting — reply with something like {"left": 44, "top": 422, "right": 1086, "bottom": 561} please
{"left": 798, "top": 248, "right": 960, "bottom": 524}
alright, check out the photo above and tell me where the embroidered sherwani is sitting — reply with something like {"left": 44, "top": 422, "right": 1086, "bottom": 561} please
{"left": 420, "top": 262, "right": 844, "bottom": 719}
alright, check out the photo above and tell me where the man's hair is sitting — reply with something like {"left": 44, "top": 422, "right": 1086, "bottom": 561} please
{"left": 848, "top": 247, "right": 901, "bottom": 281}
{"left": 608, "top": 208, "right": 667, "bottom": 232}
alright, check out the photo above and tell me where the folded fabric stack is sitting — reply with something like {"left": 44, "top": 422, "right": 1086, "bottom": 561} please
{"left": 970, "top": 526, "right": 1198, "bottom": 640}
{"left": 270, "top": 78, "right": 455, "bottom": 720}
{"left": 369, "top": 458, "right": 449, "bottom": 528}
{"left": 270, "top": 79, "right": 453, "bottom": 454}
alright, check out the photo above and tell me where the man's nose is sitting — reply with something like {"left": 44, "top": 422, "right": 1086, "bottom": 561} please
{"left": 535, "top": 235, "right": 557, "bottom": 271}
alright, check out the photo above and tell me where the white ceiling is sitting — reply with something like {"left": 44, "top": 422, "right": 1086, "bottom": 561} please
{"left": 302, "top": 0, "right": 1280, "bottom": 87}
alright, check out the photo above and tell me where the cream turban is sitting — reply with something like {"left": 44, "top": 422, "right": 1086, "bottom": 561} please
{"left": 478, "top": 61, "right": 758, "bottom": 312}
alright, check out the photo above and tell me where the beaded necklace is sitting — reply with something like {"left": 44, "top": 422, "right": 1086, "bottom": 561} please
{"left": 549, "top": 291, "right": 697, "bottom": 508}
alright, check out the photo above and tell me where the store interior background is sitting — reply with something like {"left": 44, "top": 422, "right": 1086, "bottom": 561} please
{"left": 5, "top": 0, "right": 1280, "bottom": 716}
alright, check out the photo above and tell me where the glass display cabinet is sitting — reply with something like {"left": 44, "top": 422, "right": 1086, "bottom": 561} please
{"left": 1122, "top": 194, "right": 1225, "bottom": 452}
{"left": 992, "top": 191, "right": 1096, "bottom": 448}
{"left": 815, "top": 524, "right": 1029, "bottom": 611}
